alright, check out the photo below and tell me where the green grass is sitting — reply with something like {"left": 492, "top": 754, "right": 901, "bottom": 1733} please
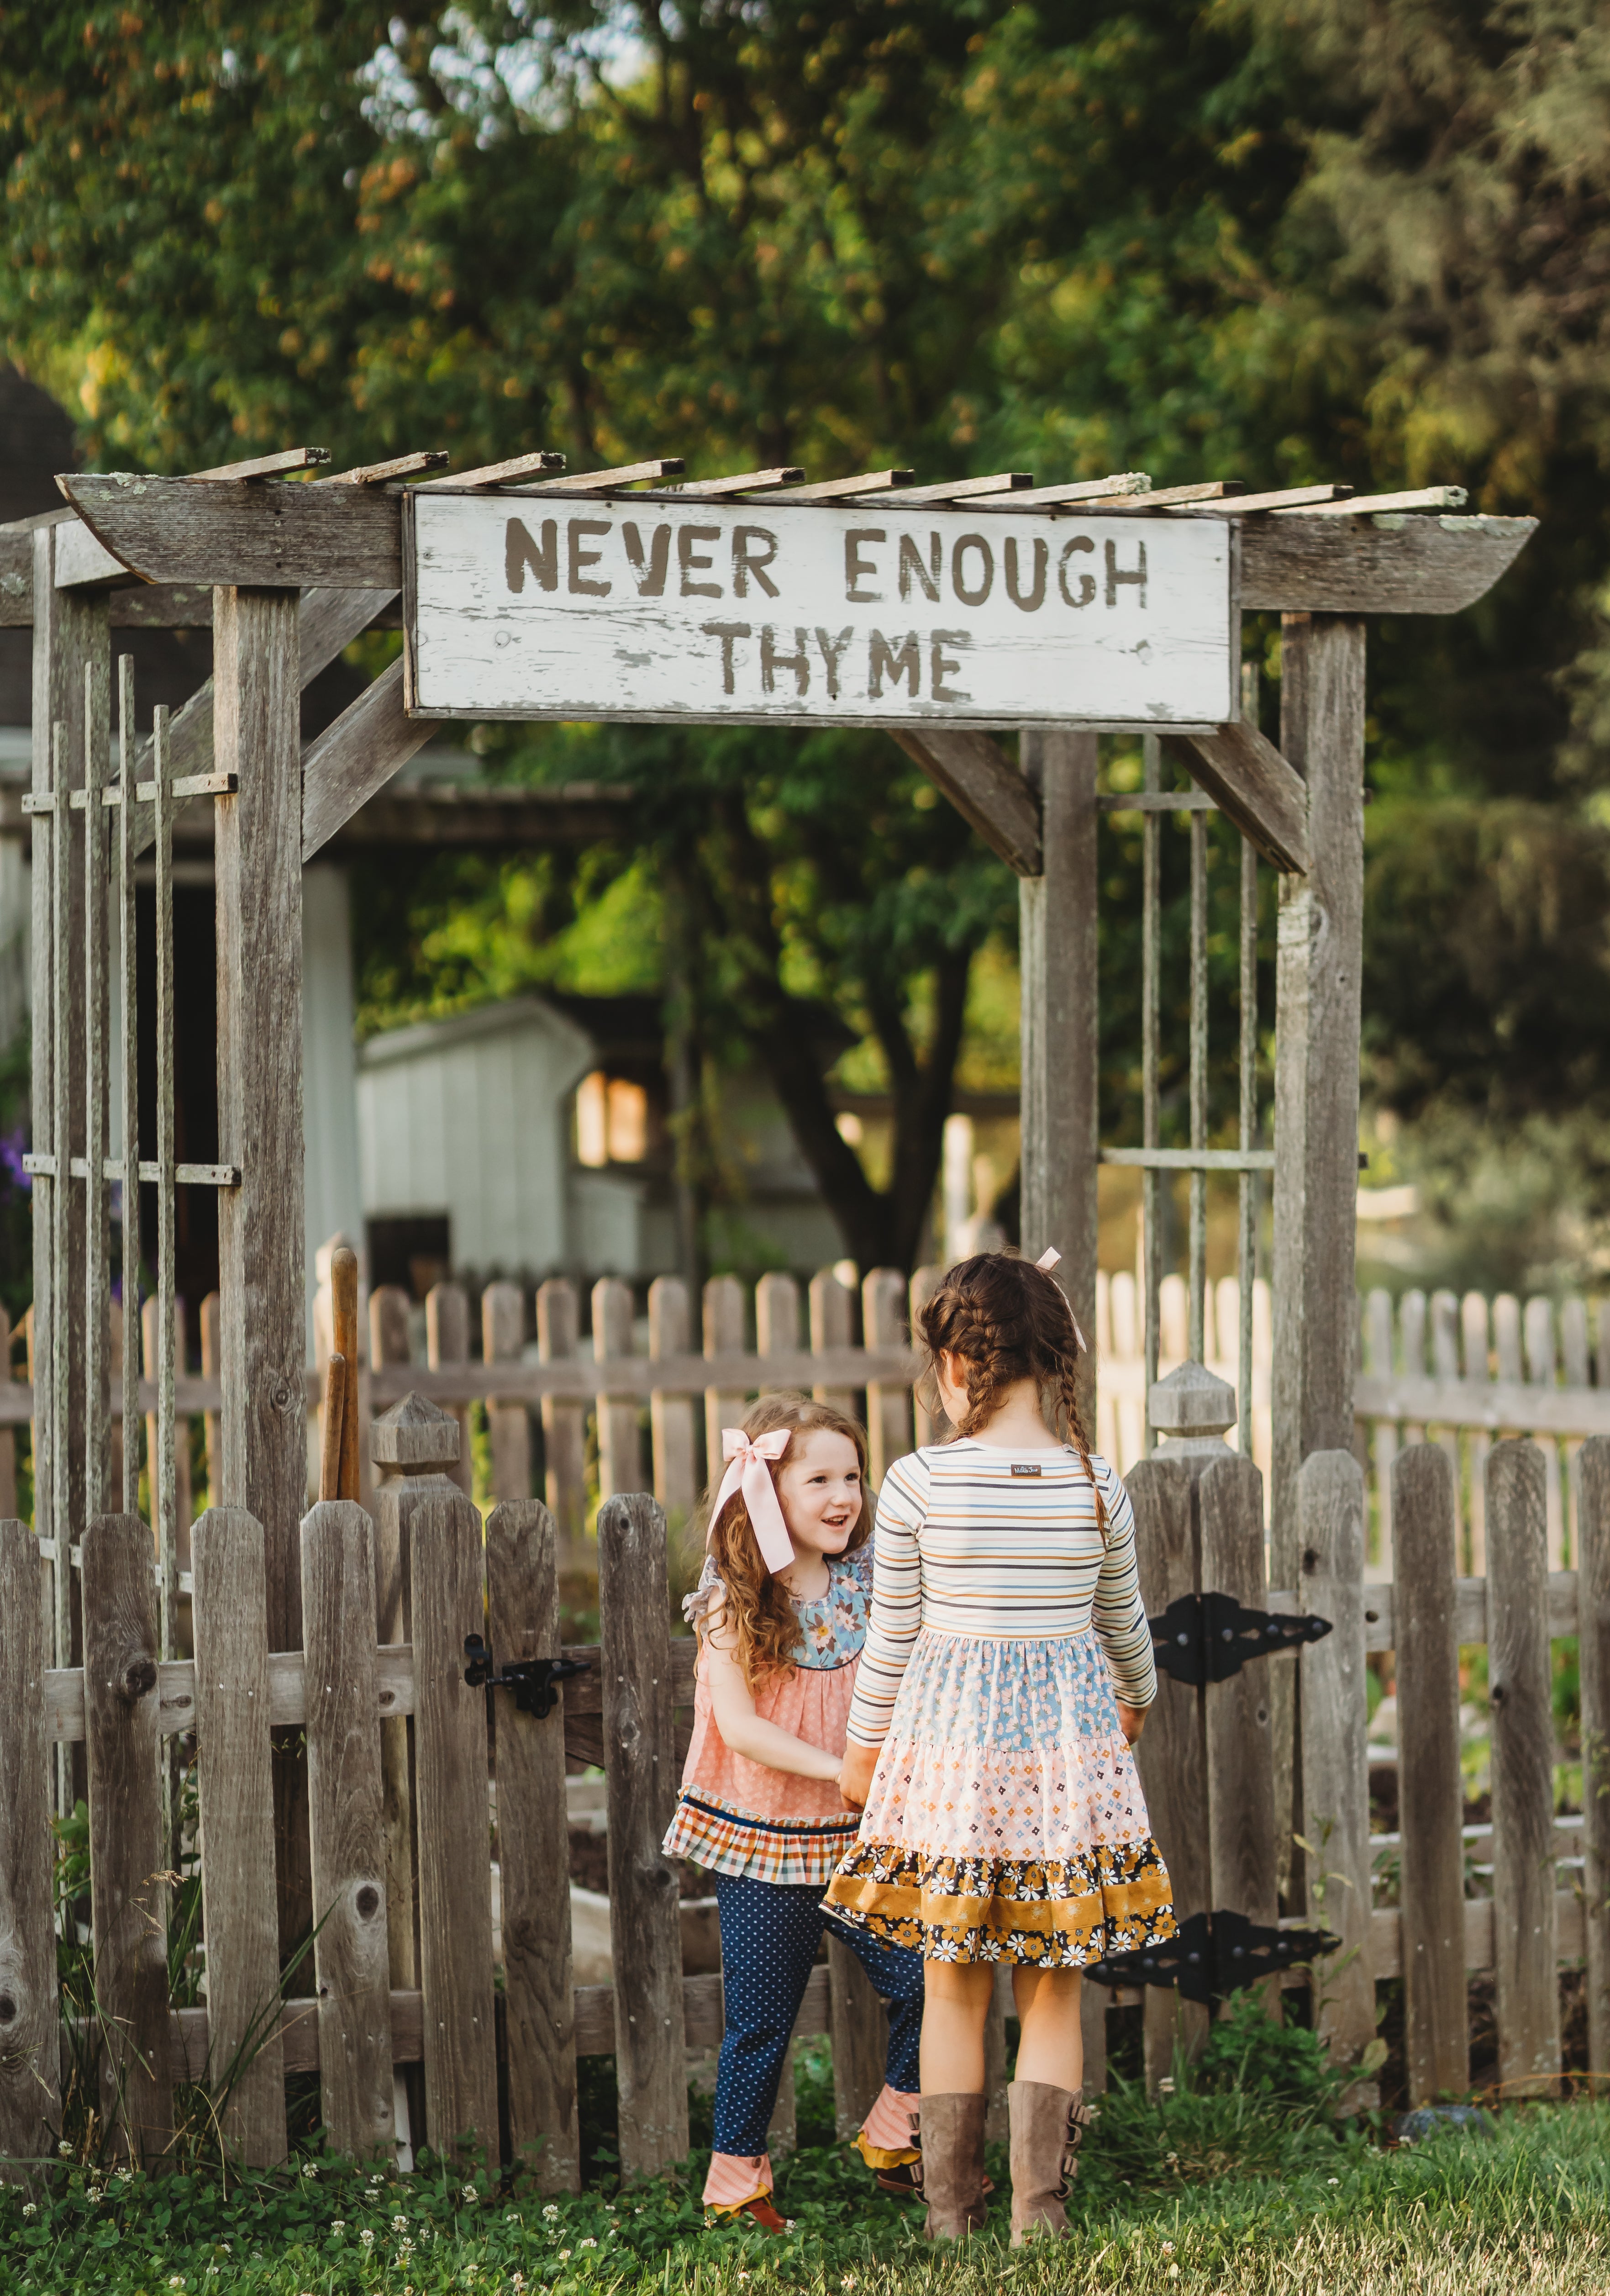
{"left": 5, "top": 2004, "right": 1608, "bottom": 2296}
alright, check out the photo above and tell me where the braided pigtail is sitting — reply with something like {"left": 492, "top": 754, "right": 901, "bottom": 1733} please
{"left": 1055, "top": 1362, "right": 1109, "bottom": 1546}
{"left": 920, "top": 1249, "right": 1107, "bottom": 1541}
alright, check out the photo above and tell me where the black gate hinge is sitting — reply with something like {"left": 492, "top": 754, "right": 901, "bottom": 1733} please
{"left": 1151, "top": 1590, "right": 1331, "bottom": 1687}
{"left": 1087, "top": 1909, "right": 1340, "bottom": 2005}
{"left": 463, "top": 1635, "right": 590, "bottom": 1719}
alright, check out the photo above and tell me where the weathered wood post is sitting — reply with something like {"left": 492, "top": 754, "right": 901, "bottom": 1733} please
{"left": 190, "top": 1507, "right": 287, "bottom": 2166}
{"left": 1578, "top": 1438, "right": 1610, "bottom": 2079}
{"left": 1294, "top": 1450, "right": 1376, "bottom": 2097}
{"left": 1485, "top": 1439, "right": 1560, "bottom": 2093}
{"left": 1270, "top": 614, "right": 1366, "bottom": 1881}
{"left": 0, "top": 1521, "right": 57, "bottom": 2179}
{"left": 486, "top": 1496, "right": 579, "bottom": 2192}
{"left": 1392, "top": 1442, "right": 1468, "bottom": 2103}
{"left": 1128, "top": 1360, "right": 1240, "bottom": 2084}
{"left": 31, "top": 540, "right": 110, "bottom": 1807}
{"left": 597, "top": 1490, "right": 689, "bottom": 2179}
{"left": 370, "top": 1389, "right": 464, "bottom": 2155}
{"left": 1018, "top": 730, "right": 1098, "bottom": 1414}
{"left": 212, "top": 585, "right": 307, "bottom": 1956}
{"left": 300, "top": 1496, "right": 395, "bottom": 2161}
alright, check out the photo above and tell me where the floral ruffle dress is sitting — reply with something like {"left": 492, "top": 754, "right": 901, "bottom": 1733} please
{"left": 823, "top": 1439, "right": 1176, "bottom": 1966}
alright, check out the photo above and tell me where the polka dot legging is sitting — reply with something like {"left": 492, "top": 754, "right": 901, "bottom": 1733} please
{"left": 710, "top": 1871, "right": 924, "bottom": 2158}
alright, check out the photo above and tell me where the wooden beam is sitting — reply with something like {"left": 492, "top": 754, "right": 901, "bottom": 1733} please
{"left": 191, "top": 448, "right": 330, "bottom": 481}
{"left": 53, "top": 476, "right": 1541, "bottom": 621}
{"left": 508, "top": 459, "right": 686, "bottom": 494}
{"left": 58, "top": 474, "right": 402, "bottom": 590}
{"left": 1271, "top": 485, "right": 1467, "bottom": 518}
{"left": 1268, "top": 613, "right": 1366, "bottom": 1916}
{"left": 1101, "top": 481, "right": 1242, "bottom": 512}
{"left": 1241, "top": 513, "right": 1535, "bottom": 613}
{"left": 975, "top": 472, "right": 1151, "bottom": 509}
{"left": 1178, "top": 484, "right": 1352, "bottom": 516}
{"left": 767, "top": 470, "right": 916, "bottom": 502}
{"left": 889, "top": 472, "right": 1033, "bottom": 505}
{"left": 887, "top": 727, "right": 1041, "bottom": 876}
{"left": 415, "top": 449, "right": 566, "bottom": 490}
{"left": 212, "top": 589, "right": 307, "bottom": 1646}
{"left": 301, "top": 656, "right": 434, "bottom": 861}
{"left": 1019, "top": 731, "right": 1098, "bottom": 1425}
{"left": 1164, "top": 720, "right": 1310, "bottom": 875}
{"left": 324, "top": 450, "right": 448, "bottom": 486}
{"left": 658, "top": 468, "right": 804, "bottom": 498}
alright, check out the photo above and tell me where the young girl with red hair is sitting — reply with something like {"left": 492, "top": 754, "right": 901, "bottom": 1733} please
{"left": 663, "top": 1393, "right": 926, "bottom": 2232}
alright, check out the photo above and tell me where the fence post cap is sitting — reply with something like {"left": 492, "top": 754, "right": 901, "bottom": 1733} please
{"left": 371, "top": 1389, "right": 462, "bottom": 1469}
{"left": 1149, "top": 1359, "right": 1237, "bottom": 1449}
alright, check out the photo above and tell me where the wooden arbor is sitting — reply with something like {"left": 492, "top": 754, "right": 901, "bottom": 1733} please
{"left": 21, "top": 449, "right": 1533, "bottom": 1964}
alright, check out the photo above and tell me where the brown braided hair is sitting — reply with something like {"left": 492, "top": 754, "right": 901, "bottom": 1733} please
{"left": 696, "top": 1392, "right": 870, "bottom": 1690}
{"left": 915, "top": 1250, "right": 1108, "bottom": 1539}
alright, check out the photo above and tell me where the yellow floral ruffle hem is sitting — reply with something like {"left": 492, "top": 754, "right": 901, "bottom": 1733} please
{"left": 822, "top": 1837, "right": 1176, "bottom": 1966}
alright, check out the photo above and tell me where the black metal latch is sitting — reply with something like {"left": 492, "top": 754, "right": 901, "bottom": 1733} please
{"left": 1151, "top": 1590, "right": 1331, "bottom": 1687}
{"left": 463, "top": 1635, "right": 590, "bottom": 1719}
{"left": 1087, "top": 1909, "right": 1340, "bottom": 2005}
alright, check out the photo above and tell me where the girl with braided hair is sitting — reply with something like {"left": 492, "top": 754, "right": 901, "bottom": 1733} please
{"left": 824, "top": 1248, "right": 1174, "bottom": 2246}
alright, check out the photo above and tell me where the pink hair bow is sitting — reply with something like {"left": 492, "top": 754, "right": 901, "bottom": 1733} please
{"left": 1035, "top": 1245, "right": 1088, "bottom": 1352}
{"left": 715, "top": 1427, "right": 795, "bottom": 1574}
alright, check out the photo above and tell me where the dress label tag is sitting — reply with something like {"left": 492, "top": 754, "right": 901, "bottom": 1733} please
{"left": 1010, "top": 1462, "right": 1042, "bottom": 1477}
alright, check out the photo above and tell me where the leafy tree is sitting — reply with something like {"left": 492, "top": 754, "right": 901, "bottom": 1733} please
{"left": 6, "top": 0, "right": 1610, "bottom": 1274}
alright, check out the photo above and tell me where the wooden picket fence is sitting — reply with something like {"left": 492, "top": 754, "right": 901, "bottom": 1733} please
{"left": 3, "top": 1264, "right": 1607, "bottom": 2180}
{"left": 0, "top": 1425, "right": 916, "bottom": 2180}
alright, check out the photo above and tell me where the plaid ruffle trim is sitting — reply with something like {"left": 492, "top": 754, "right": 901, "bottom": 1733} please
{"left": 821, "top": 1836, "right": 1176, "bottom": 1966}
{"left": 663, "top": 1788, "right": 864, "bottom": 1886}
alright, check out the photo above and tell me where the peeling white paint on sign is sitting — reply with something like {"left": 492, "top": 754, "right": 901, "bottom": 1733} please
{"left": 404, "top": 492, "right": 1236, "bottom": 728}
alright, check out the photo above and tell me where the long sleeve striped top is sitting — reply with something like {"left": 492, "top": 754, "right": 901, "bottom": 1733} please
{"left": 845, "top": 1438, "right": 1157, "bottom": 1747}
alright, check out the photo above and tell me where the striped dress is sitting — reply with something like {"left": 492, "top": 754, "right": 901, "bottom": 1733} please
{"left": 822, "top": 1438, "right": 1176, "bottom": 1966}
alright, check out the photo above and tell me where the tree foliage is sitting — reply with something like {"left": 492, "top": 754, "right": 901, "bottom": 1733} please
{"left": 4, "top": 0, "right": 1610, "bottom": 1264}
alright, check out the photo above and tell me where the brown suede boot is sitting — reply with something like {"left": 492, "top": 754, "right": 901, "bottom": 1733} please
{"left": 1007, "top": 2080, "right": 1092, "bottom": 2245}
{"left": 914, "top": 2093, "right": 989, "bottom": 2240}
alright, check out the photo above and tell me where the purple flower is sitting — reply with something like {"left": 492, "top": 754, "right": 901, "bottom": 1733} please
{"left": 0, "top": 1128, "right": 29, "bottom": 1192}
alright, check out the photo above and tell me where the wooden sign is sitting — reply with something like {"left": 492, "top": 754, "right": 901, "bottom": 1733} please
{"left": 403, "top": 492, "right": 1236, "bottom": 728}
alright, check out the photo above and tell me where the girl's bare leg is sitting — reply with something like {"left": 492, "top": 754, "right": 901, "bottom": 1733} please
{"left": 1011, "top": 1964, "right": 1084, "bottom": 2090}
{"left": 919, "top": 1961, "right": 996, "bottom": 2093}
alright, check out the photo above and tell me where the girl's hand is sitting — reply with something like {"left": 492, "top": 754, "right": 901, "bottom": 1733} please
{"left": 839, "top": 1740, "right": 879, "bottom": 1810}
{"left": 1118, "top": 1702, "right": 1147, "bottom": 1745}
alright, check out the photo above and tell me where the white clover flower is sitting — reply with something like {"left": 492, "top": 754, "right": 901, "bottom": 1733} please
{"left": 169, "top": 2279, "right": 184, "bottom": 2289}
{"left": 542, "top": 2204, "right": 559, "bottom": 2221}
{"left": 393, "top": 2215, "right": 409, "bottom": 2231}
{"left": 331, "top": 2220, "right": 346, "bottom": 2233}
{"left": 579, "top": 2236, "right": 597, "bottom": 2249}
{"left": 558, "top": 2248, "right": 571, "bottom": 2262}
{"left": 301, "top": 2161, "right": 318, "bottom": 2179}
{"left": 1161, "top": 2241, "right": 1175, "bottom": 2254}
{"left": 359, "top": 2228, "right": 375, "bottom": 2248}
{"left": 463, "top": 2183, "right": 478, "bottom": 2203}
{"left": 398, "top": 2237, "right": 415, "bottom": 2256}
{"left": 22, "top": 2202, "right": 36, "bottom": 2218}
{"left": 58, "top": 2143, "right": 71, "bottom": 2157}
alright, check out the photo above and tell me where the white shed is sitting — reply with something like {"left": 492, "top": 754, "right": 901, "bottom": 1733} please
{"left": 357, "top": 995, "right": 643, "bottom": 1277}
